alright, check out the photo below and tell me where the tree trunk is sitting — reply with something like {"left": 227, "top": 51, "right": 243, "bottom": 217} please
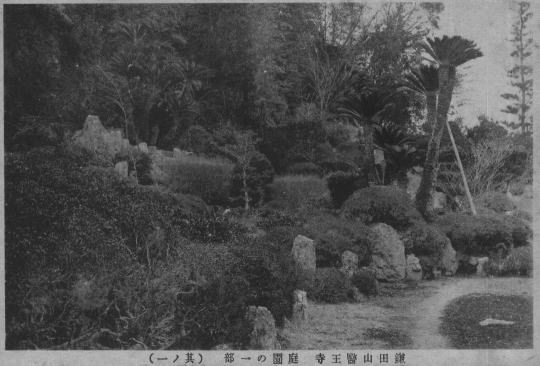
{"left": 416, "top": 65, "right": 455, "bottom": 219}
{"left": 363, "top": 123, "right": 377, "bottom": 185}
{"left": 424, "top": 92, "right": 438, "bottom": 135}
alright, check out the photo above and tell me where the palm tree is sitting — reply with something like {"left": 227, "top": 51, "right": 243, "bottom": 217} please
{"left": 415, "top": 36, "right": 482, "bottom": 218}
{"left": 338, "top": 87, "right": 395, "bottom": 184}
{"left": 403, "top": 65, "right": 439, "bottom": 135}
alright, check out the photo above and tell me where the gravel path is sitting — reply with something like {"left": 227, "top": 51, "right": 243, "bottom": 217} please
{"left": 283, "top": 277, "right": 532, "bottom": 349}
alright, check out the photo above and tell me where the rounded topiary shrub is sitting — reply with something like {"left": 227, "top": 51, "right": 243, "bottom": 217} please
{"left": 304, "top": 213, "right": 372, "bottom": 268}
{"left": 401, "top": 221, "right": 448, "bottom": 259}
{"left": 475, "top": 192, "right": 516, "bottom": 213}
{"left": 341, "top": 186, "right": 422, "bottom": 229}
{"left": 305, "top": 268, "right": 355, "bottom": 304}
{"left": 327, "top": 170, "right": 369, "bottom": 207}
{"left": 434, "top": 213, "right": 531, "bottom": 256}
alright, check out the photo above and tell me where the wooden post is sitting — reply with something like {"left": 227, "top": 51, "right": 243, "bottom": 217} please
{"left": 445, "top": 120, "right": 477, "bottom": 215}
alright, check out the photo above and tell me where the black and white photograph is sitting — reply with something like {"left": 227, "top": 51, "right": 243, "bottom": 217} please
{"left": 1, "top": 0, "right": 538, "bottom": 363}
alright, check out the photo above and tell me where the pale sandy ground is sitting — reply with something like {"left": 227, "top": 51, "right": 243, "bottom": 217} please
{"left": 283, "top": 277, "right": 532, "bottom": 349}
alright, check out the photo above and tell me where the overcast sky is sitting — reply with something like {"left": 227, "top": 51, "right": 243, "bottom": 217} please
{"left": 435, "top": 0, "right": 531, "bottom": 127}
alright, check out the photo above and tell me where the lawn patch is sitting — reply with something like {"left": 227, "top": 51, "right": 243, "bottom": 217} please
{"left": 440, "top": 293, "right": 532, "bottom": 348}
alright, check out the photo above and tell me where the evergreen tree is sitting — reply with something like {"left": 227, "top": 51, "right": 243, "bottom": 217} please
{"left": 500, "top": 2, "right": 533, "bottom": 135}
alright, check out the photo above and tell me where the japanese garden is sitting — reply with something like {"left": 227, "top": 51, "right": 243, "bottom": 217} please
{"left": 4, "top": 2, "right": 534, "bottom": 350}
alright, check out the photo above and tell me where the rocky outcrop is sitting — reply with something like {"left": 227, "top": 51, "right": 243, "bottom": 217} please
{"left": 245, "top": 306, "right": 278, "bottom": 349}
{"left": 369, "top": 223, "right": 406, "bottom": 282}
{"left": 72, "top": 115, "right": 127, "bottom": 157}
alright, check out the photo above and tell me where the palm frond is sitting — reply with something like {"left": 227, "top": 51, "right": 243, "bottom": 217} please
{"left": 421, "top": 35, "right": 483, "bottom": 67}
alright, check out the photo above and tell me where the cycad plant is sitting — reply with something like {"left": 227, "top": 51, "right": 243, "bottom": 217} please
{"left": 414, "top": 36, "right": 482, "bottom": 218}
{"left": 403, "top": 65, "right": 439, "bottom": 134}
{"left": 338, "top": 87, "right": 395, "bottom": 184}
{"left": 373, "top": 122, "right": 425, "bottom": 187}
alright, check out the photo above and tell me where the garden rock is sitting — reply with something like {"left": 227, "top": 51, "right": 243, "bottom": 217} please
{"left": 368, "top": 223, "right": 406, "bottom": 282}
{"left": 439, "top": 237, "right": 458, "bottom": 275}
{"left": 405, "top": 254, "right": 422, "bottom": 282}
{"left": 245, "top": 306, "right": 278, "bottom": 349}
{"left": 406, "top": 168, "right": 422, "bottom": 199}
{"left": 433, "top": 191, "right": 447, "bottom": 210}
{"left": 138, "top": 142, "right": 148, "bottom": 153}
{"left": 476, "top": 257, "right": 489, "bottom": 277}
{"left": 292, "top": 235, "right": 316, "bottom": 273}
{"left": 292, "top": 290, "right": 308, "bottom": 324}
{"left": 114, "top": 161, "right": 128, "bottom": 177}
{"left": 340, "top": 250, "right": 358, "bottom": 278}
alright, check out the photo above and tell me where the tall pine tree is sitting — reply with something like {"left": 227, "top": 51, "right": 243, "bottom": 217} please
{"left": 501, "top": 2, "right": 533, "bottom": 134}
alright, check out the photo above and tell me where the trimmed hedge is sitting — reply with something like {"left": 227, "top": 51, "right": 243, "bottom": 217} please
{"left": 434, "top": 213, "right": 531, "bottom": 256}
{"left": 304, "top": 213, "right": 373, "bottom": 268}
{"left": 341, "top": 186, "right": 422, "bottom": 229}
{"left": 327, "top": 170, "right": 369, "bottom": 207}
{"left": 400, "top": 221, "right": 448, "bottom": 260}
{"left": 304, "top": 268, "right": 355, "bottom": 304}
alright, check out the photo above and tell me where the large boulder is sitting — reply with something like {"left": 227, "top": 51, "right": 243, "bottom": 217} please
{"left": 245, "top": 306, "right": 278, "bottom": 349}
{"left": 292, "top": 235, "right": 316, "bottom": 273}
{"left": 72, "top": 115, "right": 126, "bottom": 158}
{"left": 368, "top": 223, "right": 406, "bottom": 282}
{"left": 439, "top": 237, "right": 458, "bottom": 275}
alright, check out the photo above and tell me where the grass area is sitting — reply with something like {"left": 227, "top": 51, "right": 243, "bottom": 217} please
{"left": 363, "top": 327, "right": 413, "bottom": 348}
{"left": 440, "top": 293, "right": 533, "bottom": 349}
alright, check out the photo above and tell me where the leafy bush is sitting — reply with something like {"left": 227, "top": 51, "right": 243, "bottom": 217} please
{"left": 305, "top": 268, "right": 355, "bottom": 304}
{"left": 230, "top": 152, "right": 274, "bottom": 208}
{"left": 485, "top": 246, "right": 532, "bottom": 277}
{"left": 327, "top": 170, "right": 369, "bottom": 207}
{"left": 400, "top": 221, "right": 448, "bottom": 259}
{"left": 350, "top": 268, "right": 380, "bottom": 297}
{"left": 341, "top": 186, "right": 422, "bottom": 229}
{"left": 286, "top": 162, "right": 322, "bottom": 176}
{"left": 173, "top": 244, "right": 298, "bottom": 349}
{"left": 475, "top": 192, "right": 516, "bottom": 213}
{"left": 434, "top": 213, "right": 531, "bottom": 256}
{"left": 304, "top": 213, "right": 372, "bottom": 268}
{"left": 161, "top": 155, "right": 233, "bottom": 205}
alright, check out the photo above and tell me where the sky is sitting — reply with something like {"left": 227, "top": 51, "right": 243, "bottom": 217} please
{"left": 435, "top": 0, "right": 530, "bottom": 127}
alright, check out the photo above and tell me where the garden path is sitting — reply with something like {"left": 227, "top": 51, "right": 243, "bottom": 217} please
{"left": 283, "top": 277, "right": 532, "bottom": 349}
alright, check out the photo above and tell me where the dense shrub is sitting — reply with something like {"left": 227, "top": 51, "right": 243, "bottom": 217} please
{"left": 173, "top": 244, "right": 298, "bottom": 348}
{"left": 327, "top": 170, "right": 369, "bottom": 207}
{"left": 161, "top": 156, "right": 233, "bottom": 205}
{"left": 434, "top": 213, "right": 531, "bottom": 256}
{"left": 286, "top": 162, "right": 322, "bottom": 176}
{"left": 304, "top": 213, "right": 372, "bottom": 268}
{"left": 400, "top": 221, "right": 449, "bottom": 259}
{"left": 230, "top": 152, "right": 274, "bottom": 208}
{"left": 475, "top": 192, "right": 516, "bottom": 213}
{"left": 350, "top": 268, "right": 380, "bottom": 297}
{"left": 268, "top": 174, "right": 329, "bottom": 212}
{"left": 341, "top": 186, "right": 422, "bottom": 229}
{"left": 305, "top": 268, "right": 355, "bottom": 304}
{"left": 485, "top": 246, "right": 532, "bottom": 277}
